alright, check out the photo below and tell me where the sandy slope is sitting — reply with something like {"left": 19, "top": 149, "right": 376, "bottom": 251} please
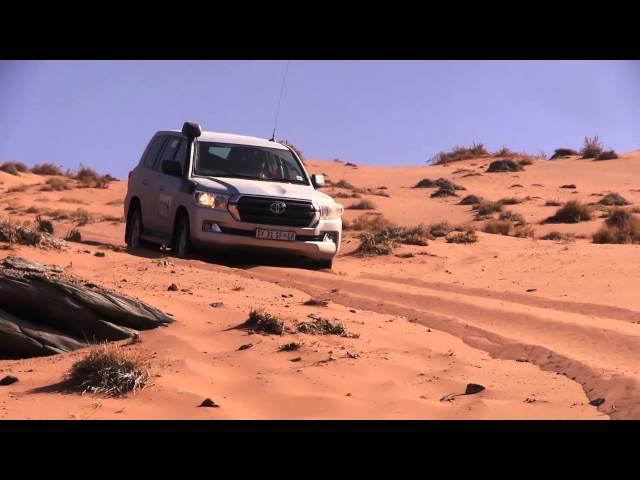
{"left": 2, "top": 152, "right": 640, "bottom": 419}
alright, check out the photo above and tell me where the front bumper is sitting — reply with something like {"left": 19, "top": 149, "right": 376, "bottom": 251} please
{"left": 189, "top": 208, "right": 341, "bottom": 261}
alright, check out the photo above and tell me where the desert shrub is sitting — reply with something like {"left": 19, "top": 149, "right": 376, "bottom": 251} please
{"left": 347, "top": 199, "right": 377, "bottom": 210}
{"left": 494, "top": 147, "right": 517, "bottom": 157}
{"left": 333, "top": 179, "right": 355, "bottom": 190}
{"left": 35, "top": 215, "right": 54, "bottom": 234}
{"left": 333, "top": 191, "right": 361, "bottom": 199}
{"left": 31, "top": 163, "right": 64, "bottom": 175}
{"left": 541, "top": 231, "right": 574, "bottom": 241}
{"left": 595, "top": 150, "right": 618, "bottom": 161}
{"left": 580, "top": 136, "right": 603, "bottom": 159}
{"left": 429, "top": 222, "right": 453, "bottom": 237}
{"left": 297, "top": 318, "right": 358, "bottom": 338}
{"left": 459, "top": 194, "right": 483, "bottom": 205}
{"left": 346, "top": 213, "right": 393, "bottom": 231}
{"left": 474, "top": 200, "right": 503, "bottom": 217}
{"left": 65, "top": 229, "right": 82, "bottom": 242}
{"left": 514, "top": 224, "right": 535, "bottom": 238}
{"left": 592, "top": 209, "right": 640, "bottom": 244}
{"left": 0, "top": 218, "right": 66, "bottom": 249}
{"left": 69, "top": 208, "right": 92, "bottom": 226}
{"left": 0, "top": 162, "right": 28, "bottom": 175}
{"left": 499, "top": 211, "right": 525, "bottom": 224}
{"left": 430, "top": 143, "right": 490, "bottom": 165}
{"left": 41, "top": 177, "right": 71, "bottom": 191}
{"left": 67, "top": 343, "right": 150, "bottom": 396}
{"left": 414, "top": 178, "right": 464, "bottom": 190}
{"left": 486, "top": 160, "right": 523, "bottom": 173}
{"left": 446, "top": 229, "right": 478, "bottom": 243}
{"left": 356, "top": 224, "right": 432, "bottom": 255}
{"left": 74, "top": 165, "right": 112, "bottom": 189}
{"left": 598, "top": 193, "right": 629, "bottom": 206}
{"left": 545, "top": 201, "right": 591, "bottom": 223}
{"left": 498, "top": 197, "right": 521, "bottom": 205}
{"left": 431, "top": 187, "right": 458, "bottom": 198}
{"left": 518, "top": 158, "right": 534, "bottom": 166}
{"left": 7, "top": 184, "right": 28, "bottom": 193}
{"left": 483, "top": 220, "right": 513, "bottom": 235}
{"left": 550, "top": 148, "right": 578, "bottom": 160}
{"left": 245, "top": 310, "right": 285, "bottom": 335}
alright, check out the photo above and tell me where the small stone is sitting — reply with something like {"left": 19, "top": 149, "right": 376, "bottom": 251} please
{"left": 167, "top": 284, "right": 178, "bottom": 291}
{"left": 590, "top": 398, "right": 605, "bottom": 407}
{"left": 210, "top": 302, "right": 224, "bottom": 308}
{"left": 0, "top": 376, "right": 18, "bottom": 386}
{"left": 346, "top": 392, "right": 352, "bottom": 396}
{"left": 198, "top": 398, "right": 220, "bottom": 408}
{"left": 349, "top": 309, "right": 357, "bottom": 314}
{"left": 95, "top": 252, "right": 106, "bottom": 257}
{"left": 238, "top": 343, "right": 253, "bottom": 351}
{"left": 290, "top": 357, "right": 302, "bottom": 362}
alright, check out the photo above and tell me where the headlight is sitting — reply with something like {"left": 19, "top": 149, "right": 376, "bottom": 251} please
{"left": 319, "top": 203, "right": 344, "bottom": 219}
{"left": 194, "top": 191, "right": 230, "bottom": 210}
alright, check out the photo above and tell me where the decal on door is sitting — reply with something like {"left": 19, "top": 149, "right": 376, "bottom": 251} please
{"left": 159, "top": 194, "right": 172, "bottom": 218}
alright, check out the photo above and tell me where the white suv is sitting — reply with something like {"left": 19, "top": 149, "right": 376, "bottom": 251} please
{"left": 124, "top": 122, "right": 343, "bottom": 269}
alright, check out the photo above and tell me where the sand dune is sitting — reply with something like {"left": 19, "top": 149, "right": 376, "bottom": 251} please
{"left": 2, "top": 152, "right": 640, "bottom": 419}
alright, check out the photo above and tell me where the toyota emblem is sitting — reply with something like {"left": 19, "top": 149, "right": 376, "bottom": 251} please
{"left": 269, "top": 201, "right": 287, "bottom": 215}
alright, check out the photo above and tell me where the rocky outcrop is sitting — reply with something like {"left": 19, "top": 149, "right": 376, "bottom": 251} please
{"left": 0, "top": 256, "right": 173, "bottom": 359}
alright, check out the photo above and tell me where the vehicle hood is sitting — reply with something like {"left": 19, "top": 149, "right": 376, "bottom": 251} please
{"left": 191, "top": 176, "right": 336, "bottom": 204}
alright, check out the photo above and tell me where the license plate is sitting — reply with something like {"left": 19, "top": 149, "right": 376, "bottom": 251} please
{"left": 255, "top": 229, "right": 296, "bottom": 241}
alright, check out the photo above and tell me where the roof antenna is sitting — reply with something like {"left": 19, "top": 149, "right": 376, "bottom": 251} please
{"left": 270, "top": 60, "right": 291, "bottom": 142}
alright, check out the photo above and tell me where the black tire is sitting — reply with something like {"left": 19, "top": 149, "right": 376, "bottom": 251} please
{"left": 314, "top": 259, "right": 333, "bottom": 270}
{"left": 125, "top": 203, "right": 143, "bottom": 250}
{"left": 172, "top": 213, "right": 192, "bottom": 259}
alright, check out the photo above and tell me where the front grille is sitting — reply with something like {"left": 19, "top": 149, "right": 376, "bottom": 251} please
{"left": 235, "top": 196, "right": 316, "bottom": 227}
{"left": 219, "top": 226, "right": 324, "bottom": 242}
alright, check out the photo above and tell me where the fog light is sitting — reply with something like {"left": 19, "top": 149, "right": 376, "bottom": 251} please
{"left": 202, "top": 221, "right": 221, "bottom": 233}
{"left": 322, "top": 232, "right": 338, "bottom": 243}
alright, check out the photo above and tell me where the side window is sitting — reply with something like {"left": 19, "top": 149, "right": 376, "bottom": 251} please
{"left": 157, "top": 137, "right": 182, "bottom": 172}
{"left": 142, "top": 136, "right": 166, "bottom": 169}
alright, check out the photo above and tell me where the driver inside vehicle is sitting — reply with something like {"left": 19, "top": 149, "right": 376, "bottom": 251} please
{"left": 260, "top": 155, "right": 281, "bottom": 180}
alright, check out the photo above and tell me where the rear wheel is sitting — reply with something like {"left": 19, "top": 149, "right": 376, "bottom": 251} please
{"left": 125, "top": 204, "right": 143, "bottom": 250}
{"left": 172, "top": 213, "right": 192, "bottom": 258}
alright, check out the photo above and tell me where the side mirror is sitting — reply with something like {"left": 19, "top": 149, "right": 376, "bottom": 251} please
{"left": 182, "top": 121, "right": 202, "bottom": 138}
{"left": 162, "top": 160, "right": 183, "bottom": 177}
{"left": 311, "top": 174, "right": 325, "bottom": 188}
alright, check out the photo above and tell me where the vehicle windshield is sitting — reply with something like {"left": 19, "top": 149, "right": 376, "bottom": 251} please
{"left": 192, "top": 142, "right": 308, "bottom": 185}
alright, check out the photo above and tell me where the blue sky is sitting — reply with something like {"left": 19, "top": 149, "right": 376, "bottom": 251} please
{"left": 1, "top": 60, "right": 638, "bottom": 177}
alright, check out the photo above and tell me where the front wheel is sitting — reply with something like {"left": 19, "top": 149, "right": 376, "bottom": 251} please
{"left": 125, "top": 205, "right": 143, "bottom": 250}
{"left": 172, "top": 214, "right": 192, "bottom": 258}
{"left": 313, "top": 259, "right": 333, "bottom": 270}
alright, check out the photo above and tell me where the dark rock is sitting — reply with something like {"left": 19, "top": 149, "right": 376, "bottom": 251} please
{"left": 198, "top": 398, "right": 220, "bottom": 408}
{"left": 0, "top": 375, "right": 18, "bottom": 386}
{"left": 94, "top": 252, "right": 106, "bottom": 257}
{"left": 238, "top": 343, "right": 253, "bottom": 351}
{"left": 590, "top": 398, "right": 605, "bottom": 407}
{"left": 464, "top": 383, "right": 486, "bottom": 395}
{"left": 210, "top": 302, "right": 224, "bottom": 308}
{"left": 167, "top": 284, "right": 178, "bottom": 291}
